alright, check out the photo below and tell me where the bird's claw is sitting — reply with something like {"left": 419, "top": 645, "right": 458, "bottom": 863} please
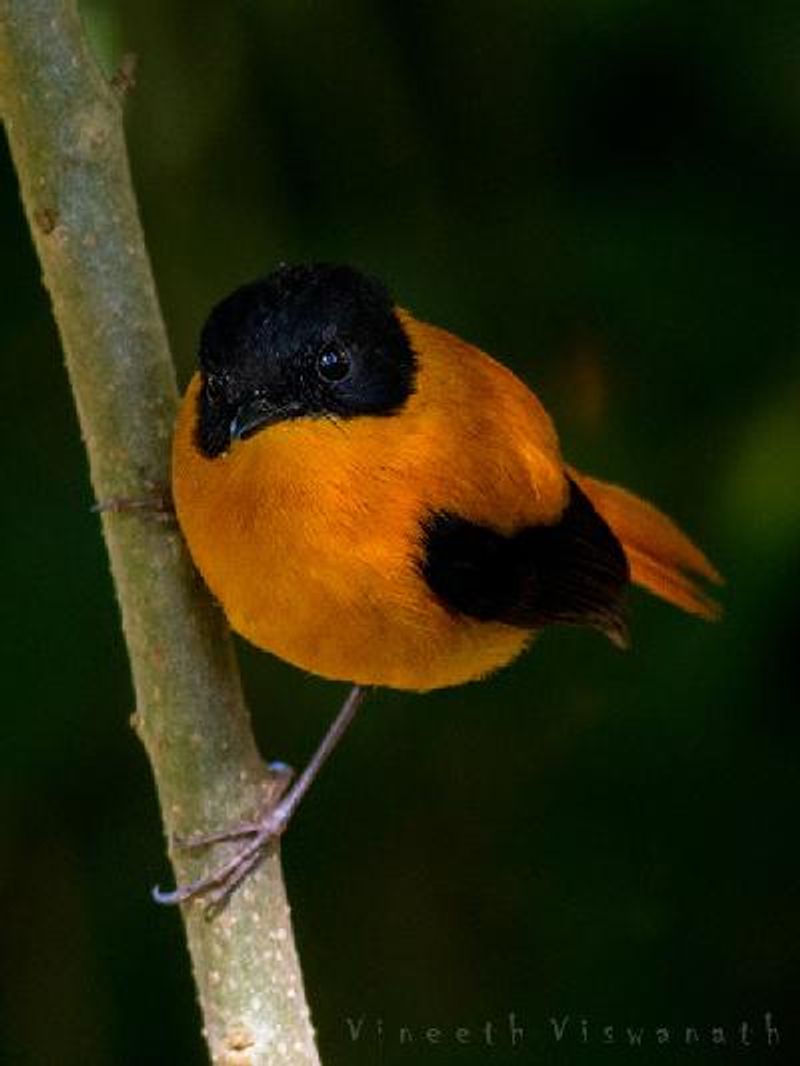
{"left": 153, "top": 803, "right": 289, "bottom": 914}
{"left": 93, "top": 482, "right": 175, "bottom": 520}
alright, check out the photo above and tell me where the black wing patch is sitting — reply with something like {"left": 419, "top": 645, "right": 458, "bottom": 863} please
{"left": 420, "top": 478, "right": 630, "bottom": 647}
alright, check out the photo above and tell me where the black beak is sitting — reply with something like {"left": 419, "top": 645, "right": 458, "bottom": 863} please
{"left": 229, "top": 399, "right": 295, "bottom": 441}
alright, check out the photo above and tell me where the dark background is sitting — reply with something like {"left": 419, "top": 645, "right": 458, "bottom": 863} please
{"left": 1, "top": 1, "right": 798, "bottom": 1063}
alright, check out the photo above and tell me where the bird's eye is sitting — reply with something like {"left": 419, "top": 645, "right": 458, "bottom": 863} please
{"left": 205, "top": 374, "right": 223, "bottom": 402}
{"left": 316, "top": 347, "right": 351, "bottom": 383}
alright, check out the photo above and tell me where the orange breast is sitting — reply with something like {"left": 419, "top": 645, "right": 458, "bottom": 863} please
{"left": 171, "top": 314, "right": 567, "bottom": 690}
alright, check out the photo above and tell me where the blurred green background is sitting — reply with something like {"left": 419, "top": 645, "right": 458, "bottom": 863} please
{"left": 1, "top": 1, "right": 798, "bottom": 1063}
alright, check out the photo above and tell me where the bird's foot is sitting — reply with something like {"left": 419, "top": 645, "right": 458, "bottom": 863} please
{"left": 93, "top": 481, "right": 175, "bottom": 521}
{"left": 152, "top": 762, "right": 296, "bottom": 915}
{"left": 152, "top": 684, "right": 368, "bottom": 916}
{"left": 153, "top": 804, "right": 288, "bottom": 914}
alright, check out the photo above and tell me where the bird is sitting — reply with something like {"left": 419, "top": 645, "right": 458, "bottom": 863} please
{"left": 155, "top": 262, "right": 721, "bottom": 907}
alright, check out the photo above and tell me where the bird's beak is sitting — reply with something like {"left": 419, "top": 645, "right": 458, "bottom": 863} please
{"left": 230, "top": 399, "right": 294, "bottom": 441}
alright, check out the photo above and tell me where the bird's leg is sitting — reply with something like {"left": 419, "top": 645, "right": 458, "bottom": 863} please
{"left": 93, "top": 481, "right": 174, "bottom": 520}
{"left": 152, "top": 684, "right": 370, "bottom": 912}
{"left": 174, "top": 761, "right": 295, "bottom": 847}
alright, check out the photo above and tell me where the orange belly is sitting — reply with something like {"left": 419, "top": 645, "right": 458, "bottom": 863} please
{"left": 172, "top": 393, "right": 531, "bottom": 690}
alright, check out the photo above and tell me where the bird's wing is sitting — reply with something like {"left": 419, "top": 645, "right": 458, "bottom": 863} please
{"left": 420, "top": 477, "right": 630, "bottom": 646}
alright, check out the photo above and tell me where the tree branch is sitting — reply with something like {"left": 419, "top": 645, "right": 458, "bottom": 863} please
{"left": 0, "top": 2, "right": 320, "bottom": 1062}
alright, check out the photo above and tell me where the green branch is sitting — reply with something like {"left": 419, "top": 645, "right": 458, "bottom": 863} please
{"left": 0, "top": 1, "right": 320, "bottom": 1062}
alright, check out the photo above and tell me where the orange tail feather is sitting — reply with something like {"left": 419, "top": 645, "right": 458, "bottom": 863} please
{"left": 568, "top": 468, "right": 723, "bottom": 621}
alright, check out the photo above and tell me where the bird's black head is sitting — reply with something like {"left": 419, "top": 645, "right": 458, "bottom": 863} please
{"left": 194, "top": 263, "right": 418, "bottom": 458}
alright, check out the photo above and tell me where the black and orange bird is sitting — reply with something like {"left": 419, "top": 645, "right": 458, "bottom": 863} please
{"left": 156, "top": 262, "right": 721, "bottom": 906}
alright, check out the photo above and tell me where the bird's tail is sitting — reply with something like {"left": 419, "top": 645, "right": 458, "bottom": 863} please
{"left": 568, "top": 468, "right": 723, "bottom": 620}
